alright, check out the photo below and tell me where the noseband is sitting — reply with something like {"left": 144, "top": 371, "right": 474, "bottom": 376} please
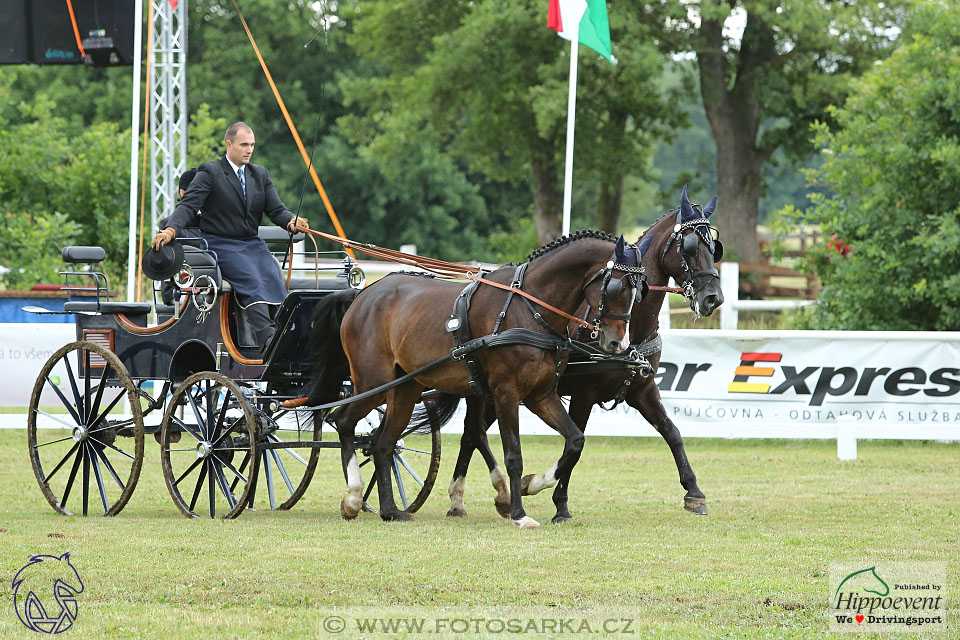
{"left": 661, "top": 207, "right": 722, "bottom": 300}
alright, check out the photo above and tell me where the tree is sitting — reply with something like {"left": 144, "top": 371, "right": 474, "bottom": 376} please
{"left": 776, "top": 2, "right": 960, "bottom": 330}
{"left": 646, "top": 0, "right": 904, "bottom": 262}
{"left": 339, "top": 0, "right": 685, "bottom": 244}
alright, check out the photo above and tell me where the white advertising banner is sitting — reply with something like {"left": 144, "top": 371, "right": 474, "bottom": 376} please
{"left": 652, "top": 329, "right": 960, "bottom": 439}
{"left": 0, "top": 323, "right": 77, "bottom": 409}
{"left": 1, "top": 324, "right": 957, "bottom": 441}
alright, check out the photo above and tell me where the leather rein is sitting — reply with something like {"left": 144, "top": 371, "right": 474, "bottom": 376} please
{"left": 300, "top": 228, "right": 596, "bottom": 330}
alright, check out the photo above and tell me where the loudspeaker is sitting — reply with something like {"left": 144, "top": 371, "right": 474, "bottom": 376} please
{"left": 30, "top": 0, "right": 134, "bottom": 66}
{"left": 0, "top": 1, "right": 30, "bottom": 65}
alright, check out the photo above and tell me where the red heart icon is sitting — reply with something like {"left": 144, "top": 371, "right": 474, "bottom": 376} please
{"left": 855, "top": 615, "right": 864, "bottom": 623}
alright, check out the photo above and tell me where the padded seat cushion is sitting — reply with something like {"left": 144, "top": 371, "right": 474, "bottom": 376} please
{"left": 64, "top": 301, "right": 153, "bottom": 315}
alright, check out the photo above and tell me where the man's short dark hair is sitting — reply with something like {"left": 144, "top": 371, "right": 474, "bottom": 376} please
{"left": 225, "top": 122, "right": 253, "bottom": 143}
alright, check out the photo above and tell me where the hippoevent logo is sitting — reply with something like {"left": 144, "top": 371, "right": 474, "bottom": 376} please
{"left": 727, "top": 352, "right": 960, "bottom": 406}
{"left": 11, "top": 553, "right": 84, "bottom": 634}
{"left": 830, "top": 563, "right": 945, "bottom": 633}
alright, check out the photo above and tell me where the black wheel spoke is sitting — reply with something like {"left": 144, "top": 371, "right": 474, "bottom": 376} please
{"left": 170, "top": 415, "right": 204, "bottom": 443}
{"left": 263, "top": 451, "right": 276, "bottom": 509}
{"left": 213, "top": 453, "right": 248, "bottom": 486}
{"left": 45, "top": 376, "right": 82, "bottom": 425}
{"left": 392, "top": 458, "right": 408, "bottom": 509}
{"left": 82, "top": 446, "right": 90, "bottom": 516}
{"left": 89, "top": 436, "right": 136, "bottom": 461}
{"left": 208, "top": 462, "right": 216, "bottom": 518}
{"left": 363, "top": 472, "right": 376, "bottom": 502}
{"left": 189, "top": 462, "right": 208, "bottom": 512}
{"left": 86, "top": 443, "right": 109, "bottom": 513}
{"left": 60, "top": 447, "right": 84, "bottom": 510}
{"left": 213, "top": 461, "right": 234, "bottom": 510}
{"left": 271, "top": 434, "right": 308, "bottom": 466}
{"left": 397, "top": 454, "right": 425, "bottom": 488}
{"left": 34, "top": 434, "right": 76, "bottom": 448}
{"left": 186, "top": 387, "right": 208, "bottom": 440}
{"left": 91, "top": 444, "right": 126, "bottom": 491}
{"left": 83, "top": 350, "right": 92, "bottom": 424}
{"left": 269, "top": 449, "right": 296, "bottom": 495}
{"left": 44, "top": 441, "right": 81, "bottom": 484}
{"left": 63, "top": 352, "right": 84, "bottom": 422}
{"left": 230, "top": 452, "right": 251, "bottom": 493}
{"left": 174, "top": 456, "right": 204, "bottom": 488}
{"left": 87, "top": 364, "right": 111, "bottom": 426}
{"left": 89, "top": 390, "right": 126, "bottom": 434}
{"left": 212, "top": 389, "right": 230, "bottom": 441}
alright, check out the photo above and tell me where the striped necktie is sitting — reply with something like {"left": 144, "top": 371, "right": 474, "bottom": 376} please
{"left": 237, "top": 166, "right": 246, "bottom": 198}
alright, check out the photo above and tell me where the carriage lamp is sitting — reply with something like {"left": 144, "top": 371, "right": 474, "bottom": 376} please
{"left": 349, "top": 266, "right": 366, "bottom": 289}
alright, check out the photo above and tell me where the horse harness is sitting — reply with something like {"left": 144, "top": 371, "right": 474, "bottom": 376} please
{"left": 661, "top": 206, "right": 723, "bottom": 301}
{"left": 445, "top": 251, "right": 646, "bottom": 403}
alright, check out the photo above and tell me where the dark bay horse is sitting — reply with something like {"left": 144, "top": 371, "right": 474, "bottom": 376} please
{"left": 446, "top": 187, "right": 724, "bottom": 520}
{"left": 307, "top": 231, "right": 641, "bottom": 528}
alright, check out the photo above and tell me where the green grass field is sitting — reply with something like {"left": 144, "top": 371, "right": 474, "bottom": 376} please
{"left": 0, "top": 429, "right": 955, "bottom": 639}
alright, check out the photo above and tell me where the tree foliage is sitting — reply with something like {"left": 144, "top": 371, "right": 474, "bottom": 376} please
{"left": 647, "top": 0, "right": 905, "bottom": 262}
{"left": 339, "top": 0, "right": 685, "bottom": 245}
{"left": 777, "top": 2, "right": 960, "bottom": 330}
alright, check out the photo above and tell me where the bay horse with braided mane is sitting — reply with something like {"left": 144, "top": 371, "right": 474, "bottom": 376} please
{"left": 307, "top": 231, "right": 641, "bottom": 528}
{"left": 445, "top": 186, "right": 723, "bottom": 521}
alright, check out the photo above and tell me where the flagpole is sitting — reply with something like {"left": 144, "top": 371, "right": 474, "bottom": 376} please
{"left": 561, "top": 32, "right": 578, "bottom": 238}
{"left": 126, "top": 0, "right": 143, "bottom": 301}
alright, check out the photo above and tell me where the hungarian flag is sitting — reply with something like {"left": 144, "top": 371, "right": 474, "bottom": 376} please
{"left": 548, "top": 0, "right": 613, "bottom": 63}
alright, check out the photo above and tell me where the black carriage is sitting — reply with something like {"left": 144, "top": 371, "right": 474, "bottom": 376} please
{"left": 25, "top": 229, "right": 442, "bottom": 519}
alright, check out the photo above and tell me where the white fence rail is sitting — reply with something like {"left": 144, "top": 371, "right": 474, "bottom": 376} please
{"left": 718, "top": 262, "right": 816, "bottom": 329}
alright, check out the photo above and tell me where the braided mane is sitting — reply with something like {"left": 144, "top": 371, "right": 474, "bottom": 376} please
{"left": 526, "top": 229, "right": 617, "bottom": 262}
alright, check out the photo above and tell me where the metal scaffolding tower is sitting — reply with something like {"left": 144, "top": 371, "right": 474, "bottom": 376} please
{"left": 149, "top": 0, "right": 188, "bottom": 232}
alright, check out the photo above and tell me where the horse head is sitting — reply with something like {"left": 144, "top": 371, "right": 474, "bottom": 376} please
{"left": 646, "top": 185, "right": 724, "bottom": 317}
{"left": 576, "top": 234, "right": 643, "bottom": 354}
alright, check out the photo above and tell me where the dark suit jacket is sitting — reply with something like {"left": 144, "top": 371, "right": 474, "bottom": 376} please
{"left": 165, "top": 157, "right": 294, "bottom": 238}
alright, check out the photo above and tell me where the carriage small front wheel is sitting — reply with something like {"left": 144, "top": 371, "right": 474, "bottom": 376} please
{"left": 159, "top": 372, "right": 259, "bottom": 519}
{"left": 27, "top": 340, "right": 145, "bottom": 517}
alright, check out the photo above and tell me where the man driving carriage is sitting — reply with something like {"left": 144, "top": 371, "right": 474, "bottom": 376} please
{"left": 151, "top": 122, "right": 309, "bottom": 349}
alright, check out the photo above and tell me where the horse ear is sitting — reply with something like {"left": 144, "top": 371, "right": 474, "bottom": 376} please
{"left": 703, "top": 196, "right": 717, "bottom": 218}
{"left": 638, "top": 235, "right": 652, "bottom": 256}
{"left": 680, "top": 184, "right": 694, "bottom": 220}
{"left": 615, "top": 235, "right": 626, "bottom": 261}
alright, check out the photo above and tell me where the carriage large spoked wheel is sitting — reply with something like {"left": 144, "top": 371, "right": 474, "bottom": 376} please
{"left": 359, "top": 398, "right": 442, "bottom": 515}
{"left": 160, "top": 372, "right": 258, "bottom": 519}
{"left": 27, "top": 341, "right": 145, "bottom": 516}
{"left": 245, "top": 405, "right": 323, "bottom": 511}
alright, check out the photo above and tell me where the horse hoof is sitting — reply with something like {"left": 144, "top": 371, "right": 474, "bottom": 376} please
{"left": 494, "top": 500, "right": 512, "bottom": 519}
{"left": 340, "top": 499, "right": 358, "bottom": 521}
{"left": 511, "top": 516, "right": 540, "bottom": 530}
{"left": 446, "top": 507, "right": 467, "bottom": 518}
{"left": 381, "top": 510, "right": 413, "bottom": 522}
{"left": 684, "top": 496, "right": 708, "bottom": 515}
{"left": 551, "top": 514, "right": 574, "bottom": 524}
{"left": 520, "top": 474, "right": 535, "bottom": 496}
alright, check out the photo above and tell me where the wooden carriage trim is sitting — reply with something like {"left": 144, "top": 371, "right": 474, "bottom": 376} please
{"left": 218, "top": 292, "right": 263, "bottom": 366}
{"left": 115, "top": 297, "right": 190, "bottom": 334}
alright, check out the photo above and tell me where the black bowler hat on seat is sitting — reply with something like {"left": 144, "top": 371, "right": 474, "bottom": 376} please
{"left": 141, "top": 241, "right": 184, "bottom": 281}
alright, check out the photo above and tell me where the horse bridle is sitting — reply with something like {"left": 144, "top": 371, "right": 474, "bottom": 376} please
{"left": 661, "top": 206, "right": 723, "bottom": 300}
{"left": 581, "top": 246, "right": 645, "bottom": 339}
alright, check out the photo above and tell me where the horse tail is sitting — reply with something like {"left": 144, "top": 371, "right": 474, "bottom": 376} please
{"left": 407, "top": 392, "right": 461, "bottom": 434}
{"left": 306, "top": 288, "right": 362, "bottom": 405}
